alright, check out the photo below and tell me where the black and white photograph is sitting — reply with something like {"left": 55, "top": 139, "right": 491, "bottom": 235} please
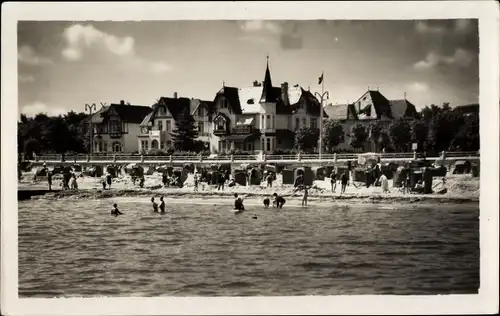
{"left": 2, "top": 1, "right": 499, "bottom": 315}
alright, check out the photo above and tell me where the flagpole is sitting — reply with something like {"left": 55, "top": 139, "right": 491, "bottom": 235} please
{"left": 315, "top": 72, "right": 329, "bottom": 161}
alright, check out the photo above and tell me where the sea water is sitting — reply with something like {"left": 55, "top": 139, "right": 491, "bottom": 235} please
{"left": 18, "top": 198, "right": 479, "bottom": 297}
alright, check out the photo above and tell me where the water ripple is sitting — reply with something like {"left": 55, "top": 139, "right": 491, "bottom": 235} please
{"left": 18, "top": 199, "right": 479, "bottom": 297}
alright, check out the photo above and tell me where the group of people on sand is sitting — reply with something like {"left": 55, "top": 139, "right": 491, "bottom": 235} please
{"left": 46, "top": 171, "right": 79, "bottom": 191}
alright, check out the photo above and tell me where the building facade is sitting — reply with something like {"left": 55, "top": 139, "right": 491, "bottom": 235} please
{"left": 210, "top": 60, "right": 328, "bottom": 154}
{"left": 324, "top": 90, "right": 419, "bottom": 151}
{"left": 89, "top": 101, "right": 153, "bottom": 153}
{"left": 137, "top": 93, "right": 214, "bottom": 152}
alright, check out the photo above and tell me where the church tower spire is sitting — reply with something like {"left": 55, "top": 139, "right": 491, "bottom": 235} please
{"left": 260, "top": 54, "right": 274, "bottom": 103}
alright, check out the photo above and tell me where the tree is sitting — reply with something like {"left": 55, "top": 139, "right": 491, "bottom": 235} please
{"left": 368, "top": 120, "right": 383, "bottom": 152}
{"left": 451, "top": 113, "right": 479, "bottom": 151}
{"left": 410, "top": 119, "right": 428, "bottom": 152}
{"left": 389, "top": 119, "right": 412, "bottom": 151}
{"left": 23, "top": 138, "right": 40, "bottom": 159}
{"left": 170, "top": 110, "right": 199, "bottom": 151}
{"left": 378, "top": 131, "right": 391, "bottom": 152}
{"left": 323, "top": 119, "right": 344, "bottom": 153}
{"left": 295, "top": 127, "right": 319, "bottom": 152}
{"left": 349, "top": 123, "right": 368, "bottom": 150}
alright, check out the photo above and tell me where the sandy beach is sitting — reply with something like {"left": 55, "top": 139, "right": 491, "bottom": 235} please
{"left": 19, "top": 170, "right": 480, "bottom": 204}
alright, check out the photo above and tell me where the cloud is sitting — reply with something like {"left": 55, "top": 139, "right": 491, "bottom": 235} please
{"left": 415, "top": 21, "right": 446, "bottom": 35}
{"left": 237, "top": 20, "right": 304, "bottom": 50}
{"left": 61, "top": 24, "right": 135, "bottom": 61}
{"left": 61, "top": 23, "right": 171, "bottom": 73}
{"left": 18, "top": 74, "right": 35, "bottom": 83}
{"left": 414, "top": 48, "right": 475, "bottom": 70}
{"left": 454, "top": 19, "right": 474, "bottom": 33}
{"left": 18, "top": 45, "right": 52, "bottom": 66}
{"left": 408, "top": 82, "right": 429, "bottom": 92}
{"left": 20, "top": 102, "right": 67, "bottom": 118}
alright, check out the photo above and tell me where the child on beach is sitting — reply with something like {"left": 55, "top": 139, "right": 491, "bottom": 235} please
{"left": 193, "top": 174, "right": 199, "bottom": 191}
{"left": 263, "top": 197, "right": 271, "bottom": 208}
{"left": 71, "top": 174, "right": 78, "bottom": 190}
{"left": 159, "top": 196, "right": 165, "bottom": 213}
{"left": 302, "top": 186, "right": 309, "bottom": 207}
{"left": 151, "top": 197, "right": 159, "bottom": 212}
{"left": 330, "top": 170, "right": 337, "bottom": 193}
{"left": 101, "top": 177, "right": 107, "bottom": 190}
{"left": 111, "top": 203, "right": 123, "bottom": 216}
{"left": 234, "top": 193, "right": 245, "bottom": 211}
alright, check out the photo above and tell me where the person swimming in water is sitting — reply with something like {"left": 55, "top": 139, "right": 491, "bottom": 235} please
{"left": 273, "top": 193, "right": 286, "bottom": 209}
{"left": 234, "top": 193, "right": 245, "bottom": 212}
{"left": 111, "top": 203, "right": 123, "bottom": 216}
{"left": 159, "top": 196, "right": 165, "bottom": 213}
{"left": 151, "top": 197, "right": 159, "bottom": 212}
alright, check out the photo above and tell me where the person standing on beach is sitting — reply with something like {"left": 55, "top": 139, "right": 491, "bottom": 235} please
{"left": 330, "top": 170, "right": 337, "bottom": 193}
{"left": 193, "top": 174, "right": 199, "bottom": 191}
{"left": 302, "top": 186, "right": 309, "bottom": 207}
{"left": 159, "top": 196, "right": 166, "bottom": 213}
{"left": 71, "top": 174, "right": 78, "bottom": 190}
{"left": 47, "top": 172, "right": 53, "bottom": 191}
{"left": 340, "top": 172, "right": 348, "bottom": 194}
{"left": 162, "top": 172, "right": 168, "bottom": 188}
{"left": 266, "top": 172, "right": 274, "bottom": 188}
{"left": 217, "top": 172, "right": 225, "bottom": 191}
{"left": 106, "top": 173, "right": 112, "bottom": 190}
{"left": 151, "top": 197, "right": 159, "bottom": 212}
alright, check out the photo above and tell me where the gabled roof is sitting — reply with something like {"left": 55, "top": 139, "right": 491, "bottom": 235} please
{"left": 389, "top": 99, "right": 419, "bottom": 119}
{"left": 324, "top": 104, "right": 357, "bottom": 120}
{"left": 299, "top": 89, "right": 329, "bottom": 117}
{"left": 453, "top": 103, "right": 479, "bottom": 114}
{"left": 215, "top": 86, "right": 243, "bottom": 114}
{"left": 190, "top": 99, "right": 214, "bottom": 116}
{"left": 354, "top": 90, "right": 393, "bottom": 119}
{"left": 140, "top": 97, "right": 191, "bottom": 127}
{"left": 91, "top": 103, "right": 151, "bottom": 124}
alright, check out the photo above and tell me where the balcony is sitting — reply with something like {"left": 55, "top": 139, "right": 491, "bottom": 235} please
{"left": 232, "top": 125, "right": 255, "bottom": 134}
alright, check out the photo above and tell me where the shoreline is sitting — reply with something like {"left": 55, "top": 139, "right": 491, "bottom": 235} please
{"left": 22, "top": 187, "right": 479, "bottom": 205}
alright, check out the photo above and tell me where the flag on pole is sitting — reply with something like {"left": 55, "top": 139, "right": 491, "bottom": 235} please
{"left": 318, "top": 72, "right": 324, "bottom": 85}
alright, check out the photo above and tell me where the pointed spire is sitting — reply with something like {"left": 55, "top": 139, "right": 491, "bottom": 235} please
{"left": 260, "top": 54, "right": 274, "bottom": 103}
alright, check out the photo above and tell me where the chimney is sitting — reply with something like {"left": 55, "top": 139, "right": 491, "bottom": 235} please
{"left": 120, "top": 100, "right": 125, "bottom": 105}
{"left": 253, "top": 80, "right": 259, "bottom": 87}
{"left": 173, "top": 92, "right": 178, "bottom": 99}
{"left": 281, "top": 82, "right": 289, "bottom": 105}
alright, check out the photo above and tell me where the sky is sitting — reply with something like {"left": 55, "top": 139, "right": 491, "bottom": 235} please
{"left": 17, "top": 19, "right": 479, "bottom": 117}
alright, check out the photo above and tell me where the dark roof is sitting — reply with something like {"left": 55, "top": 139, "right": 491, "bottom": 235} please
{"left": 215, "top": 86, "right": 242, "bottom": 114}
{"left": 300, "top": 90, "right": 329, "bottom": 117}
{"left": 324, "top": 104, "right": 357, "bottom": 120}
{"left": 389, "top": 99, "right": 419, "bottom": 119}
{"left": 140, "top": 97, "right": 191, "bottom": 127}
{"left": 260, "top": 61, "right": 276, "bottom": 103}
{"left": 354, "top": 90, "right": 393, "bottom": 119}
{"left": 92, "top": 103, "right": 152, "bottom": 124}
{"left": 453, "top": 103, "right": 479, "bottom": 114}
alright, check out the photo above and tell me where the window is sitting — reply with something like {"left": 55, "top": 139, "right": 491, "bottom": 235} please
{"left": 198, "top": 107, "right": 204, "bottom": 117}
{"left": 109, "top": 119, "right": 121, "bottom": 134}
{"left": 103, "top": 142, "right": 108, "bottom": 152}
{"left": 266, "top": 115, "right": 271, "bottom": 129}
{"left": 141, "top": 140, "right": 149, "bottom": 152}
{"left": 261, "top": 115, "right": 264, "bottom": 128}
{"left": 160, "top": 142, "right": 164, "bottom": 149}
{"left": 311, "top": 118, "right": 317, "bottom": 129}
{"left": 166, "top": 140, "right": 172, "bottom": 147}
{"left": 221, "top": 98, "right": 227, "bottom": 109}
{"left": 112, "top": 141, "right": 122, "bottom": 152}
{"left": 198, "top": 121, "right": 204, "bottom": 133}
{"left": 166, "top": 120, "right": 171, "bottom": 132}
{"left": 158, "top": 106, "right": 165, "bottom": 116}
{"left": 151, "top": 140, "right": 159, "bottom": 149}
{"left": 158, "top": 120, "right": 163, "bottom": 131}
{"left": 302, "top": 118, "right": 306, "bottom": 127}
{"left": 261, "top": 138, "right": 265, "bottom": 150}
{"left": 266, "top": 138, "right": 271, "bottom": 151}
{"left": 272, "top": 115, "right": 275, "bottom": 129}
{"left": 295, "top": 117, "right": 300, "bottom": 130}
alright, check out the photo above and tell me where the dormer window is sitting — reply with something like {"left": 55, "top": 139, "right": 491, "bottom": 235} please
{"left": 157, "top": 105, "right": 166, "bottom": 116}
{"left": 247, "top": 99, "right": 254, "bottom": 104}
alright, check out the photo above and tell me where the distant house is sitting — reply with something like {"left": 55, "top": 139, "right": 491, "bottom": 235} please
{"left": 89, "top": 101, "right": 152, "bottom": 153}
{"left": 138, "top": 93, "right": 213, "bottom": 152}
{"left": 324, "top": 90, "right": 419, "bottom": 151}
{"left": 453, "top": 103, "right": 479, "bottom": 117}
{"left": 210, "top": 60, "right": 328, "bottom": 154}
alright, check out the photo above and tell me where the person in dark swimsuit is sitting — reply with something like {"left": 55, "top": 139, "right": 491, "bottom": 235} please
{"left": 159, "top": 196, "right": 165, "bottom": 213}
{"left": 330, "top": 170, "right": 337, "bottom": 193}
{"left": 273, "top": 193, "right": 286, "bottom": 209}
{"left": 111, "top": 203, "right": 123, "bottom": 216}
{"left": 263, "top": 197, "right": 270, "bottom": 208}
{"left": 47, "top": 172, "right": 52, "bottom": 191}
{"left": 234, "top": 193, "right": 245, "bottom": 211}
{"left": 340, "top": 172, "right": 348, "bottom": 194}
{"left": 106, "top": 174, "right": 112, "bottom": 189}
{"left": 151, "top": 197, "right": 159, "bottom": 212}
